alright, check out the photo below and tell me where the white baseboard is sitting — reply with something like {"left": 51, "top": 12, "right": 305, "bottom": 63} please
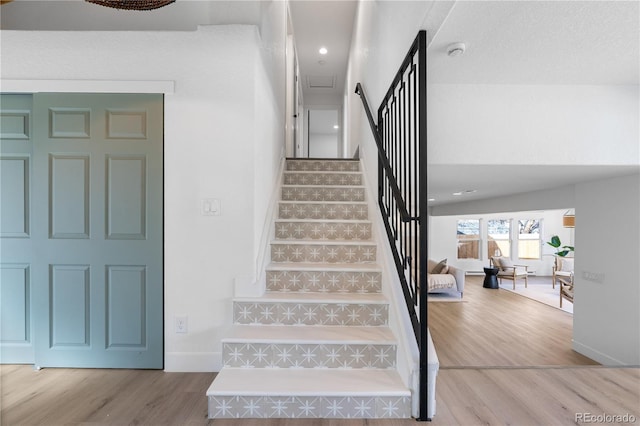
{"left": 572, "top": 340, "right": 626, "bottom": 366}
{"left": 164, "top": 351, "right": 222, "bottom": 372}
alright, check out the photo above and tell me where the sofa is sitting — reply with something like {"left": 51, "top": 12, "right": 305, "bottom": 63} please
{"left": 427, "top": 259, "right": 465, "bottom": 298}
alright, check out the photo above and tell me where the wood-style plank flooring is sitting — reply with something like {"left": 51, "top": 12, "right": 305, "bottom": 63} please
{"left": 2, "top": 277, "right": 638, "bottom": 425}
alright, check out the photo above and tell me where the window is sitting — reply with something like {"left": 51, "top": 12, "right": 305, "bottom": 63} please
{"left": 518, "top": 219, "right": 541, "bottom": 259}
{"left": 488, "top": 219, "right": 510, "bottom": 258}
{"left": 457, "top": 219, "right": 480, "bottom": 259}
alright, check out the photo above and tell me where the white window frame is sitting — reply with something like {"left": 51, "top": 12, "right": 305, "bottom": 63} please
{"left": 487, "top": 219, "right": 511, "bottom": 259}
{"left": 517, "top": 218, "right": 542, "bottom": 260}
{"left": 457, "top": 219, "right": 482, "bottom": 260}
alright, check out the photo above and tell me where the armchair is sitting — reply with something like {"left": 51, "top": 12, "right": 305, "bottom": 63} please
{"left": 559, "top": 275, "right": 574, "bottom": 308}
{"left": 552, "top": 256, "right": 574, "bottom": 289}
{"left": 490, "top": 256, "right": 529, "bottom": 289}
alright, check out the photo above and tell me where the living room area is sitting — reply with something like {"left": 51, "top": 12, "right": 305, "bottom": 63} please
{"left": 424, "top": 182, "right": 640, "bottom": 423}
{"left": 428, "top": 208, "right": 576, "bottom": 313}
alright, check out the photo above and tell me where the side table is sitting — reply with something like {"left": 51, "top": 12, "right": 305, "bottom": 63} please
{"left": 483, "top": 267, "right": 499, "bottom": 289}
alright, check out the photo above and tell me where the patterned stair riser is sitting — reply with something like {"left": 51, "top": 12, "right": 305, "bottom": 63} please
{"left": 222, "top": 342, "right": 396, "bottom": 369}
{"left": 233, "top": 301, "right": 388, "bottom": 326}
{"left": 275, "top": 221, "right": 372, "bottom": 241}
{"left": 279, "top": 202, "right": 368, "bottom": 220}
{"left": 284, "top": 172, "right": 362, "bottom": 186}
{"left": 281, "top": 186, "right": 366, "bottom": 202}
{"left": 209, "top": 395, "right": 411, "bottom": 419}
{"left": 271, "top": 243, "right": 377, "bottom": 263}
{"left": 266, "top": 270, "right": 382, "bottom": 293}
{"left": 207, "top": 158, "right": 412, "bottom": 420}
{"left": 286, "top": 160, "right": 360, "bottom": 172}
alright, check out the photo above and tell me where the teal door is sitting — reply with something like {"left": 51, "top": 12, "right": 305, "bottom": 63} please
{"left": 1, "top": 93, "right": 163, "bottom": 368}
{"left": 0, "top": 94, "right": 35, "bottom": 363}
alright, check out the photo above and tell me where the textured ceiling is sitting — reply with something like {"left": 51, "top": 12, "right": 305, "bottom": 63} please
{"left": 428, "top": 1, "right": 639, "bottom": 85}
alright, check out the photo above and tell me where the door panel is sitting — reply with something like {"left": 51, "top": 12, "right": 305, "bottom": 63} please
{"left": 49, "top": 154, "right": 90, "bottom": 239}
{"left": 0, "top": 94, "right": 35, "bottom": 363}
{"left": 106, "top": 265, "right": 146, "bottom": 348}
{"left": 0, "top": 93, "right": 163, "bottom": 368}
{"left": 49, "top": 265, "right": 91, "bottom": 347}
{"left": 106, "top": 155, "right": 146, "bottom": 239}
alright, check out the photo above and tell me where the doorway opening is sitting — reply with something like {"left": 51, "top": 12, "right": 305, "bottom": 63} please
{"left": 307, "top": 109, "right": 340, "bottom": 158}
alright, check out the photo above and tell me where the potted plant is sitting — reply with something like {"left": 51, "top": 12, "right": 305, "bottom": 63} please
{"left": 546, "top": 235, "right": 574, "bottom": 257}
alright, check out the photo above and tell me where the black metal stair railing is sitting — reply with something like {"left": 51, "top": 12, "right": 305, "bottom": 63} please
{"left": 355, "top": 30, "right": 428, "bottom": 421}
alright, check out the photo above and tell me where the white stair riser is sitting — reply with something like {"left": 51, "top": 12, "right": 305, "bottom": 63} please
{"left": 286, "top": 160, "right": 360, "bottom": 172}
{"left": 281, "top": 186, "right": 366, "bottom": 202}
{"left": 275, "top": 221, "right": 372, "bottom": 241}
{"left": 271, "top": 243, "right": 376, "bottom": 263}
{"left": 266, "top": 270, "right": 381, "bottom": 293}
{"left": 284, "top": 172, "right": 362, "bottom": 186}
{"left": 222, "top": 342, "right": 396, "bottom": 369}
{"left": 233, "top": 301, "right": 388, "bottom": 326}
{"left": 279, "top": 202, "right": 368, "bottom": 220}
{"left": 208, "top": 395, "right": 410, "bottom": 419}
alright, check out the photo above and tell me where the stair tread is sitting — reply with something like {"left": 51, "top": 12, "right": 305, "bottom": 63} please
{"left": 224, "top": 324, "right": 396, "bottom": 344}
{"left": 266, "top": 262, "right": 382, "bottom": 272}
{"left": 282, "top": 184, "right": 365, "bottom": 188}
{"left": 284, "top": 170, "right": 362, "bottom": 174}
{"left": 207, "top": 368, "right": 410, "bottom": 397}
{"left": 279, "top": 201, "right": 368, "bottom": 205}
{"left": 272, "top": 240, "right": 376, "bottom": 246}
{"left": 235, "top": 292, "right": 387, "bottom": 304}
{"left": 275, "top": 218, "right": 371, "bottom": 224}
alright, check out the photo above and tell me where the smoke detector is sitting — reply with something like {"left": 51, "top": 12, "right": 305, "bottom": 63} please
{"left": 447, "top": 42, "right": 466, "bottom": 57}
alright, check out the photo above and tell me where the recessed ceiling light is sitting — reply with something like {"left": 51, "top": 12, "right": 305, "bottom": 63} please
{"left": 319, "top": 47, "right": 328, "bottom": 55}
{"left": 464, "top": 189, "right": 477, "bottom": 194}
{"left": 452, "top": 192, "right": 463, "bottom": 196}
{"left": 333, "top": 125, "right": 339, "bottom": 129}
{"left": 428, "top": 198, "right": 435, "bottom": 202}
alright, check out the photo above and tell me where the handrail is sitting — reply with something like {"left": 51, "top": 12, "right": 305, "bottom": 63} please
{"left": 354, "top": 29, "right": 429, "bottom": 421}
{"left": 355, "top": 82, "right": 421, "bottom": 342}
{"left": 355, "top": 83, "right": 412, "bottom": 223}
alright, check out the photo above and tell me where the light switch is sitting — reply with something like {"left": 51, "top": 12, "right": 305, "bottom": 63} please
{"left": 202, "top": 198, "right": 221, "bottom": 216}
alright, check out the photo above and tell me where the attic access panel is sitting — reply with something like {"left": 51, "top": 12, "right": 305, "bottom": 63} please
{"left": 307, "top": 75, "right": 336, "bottom": 89}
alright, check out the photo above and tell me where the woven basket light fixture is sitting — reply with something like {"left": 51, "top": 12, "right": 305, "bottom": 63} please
{"left": 85, "top": 0, "right": 175, "bottom": 10}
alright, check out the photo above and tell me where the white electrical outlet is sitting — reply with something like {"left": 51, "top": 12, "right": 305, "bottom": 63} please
{"left": 175, "top": 315, "right": 188, "bottom": 333}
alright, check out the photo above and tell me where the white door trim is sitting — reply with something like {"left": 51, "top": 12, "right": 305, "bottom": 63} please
{"left": 1, "top": 80, "right": 175, "bottom": 94}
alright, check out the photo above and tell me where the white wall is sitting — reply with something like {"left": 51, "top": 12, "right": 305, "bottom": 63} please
{"left": 428, "top": 84, "right": 639, "bottom": 166}
{"left": 572, "top": 173, "right": 640, "bottom": 365}
{"left": 430, "top": 209, "right": 573, "bottom": 276}
{"left": 1, "top": 20, "right": 286, "bottom": 372}
{"left": 345, "top": 1, "right": 433, "bottom": 189}
{"left": 309, "top": 133, "right": 338, "bottom": 158}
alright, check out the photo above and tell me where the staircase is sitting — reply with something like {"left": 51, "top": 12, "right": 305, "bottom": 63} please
{"left": 206, "top": 158, "right": 412, "bottom": 419}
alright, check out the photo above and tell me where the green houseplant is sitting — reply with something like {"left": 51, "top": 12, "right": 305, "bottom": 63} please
{"left": 546, "top": 235, "right": 574, "bottom": 257}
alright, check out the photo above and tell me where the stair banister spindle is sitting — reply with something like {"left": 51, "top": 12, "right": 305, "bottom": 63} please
{"left": 355, "top": 29, "right": 429, "bottom": 421}
{"left": 354, "top": 84, "right": 412, "bottom": 223}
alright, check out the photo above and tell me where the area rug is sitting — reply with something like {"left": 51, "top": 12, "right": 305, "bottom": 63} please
{"left": 499, "top": 276, "right": 573, "bottom": 314}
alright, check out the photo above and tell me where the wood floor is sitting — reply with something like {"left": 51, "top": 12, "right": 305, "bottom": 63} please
{"left": 2, "top": 277, "right": 638, "bottom": 425}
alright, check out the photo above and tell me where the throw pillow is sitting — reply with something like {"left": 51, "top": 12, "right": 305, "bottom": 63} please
{"left": 500, "top": 257, "right": 514, "bottom": 268}
{"left": 491, "top": 256, "right": 502, "bottom": 270}
{"left": 440, "top": 265, "right": 449, "bottom": 274}
{"left": 432, "top": 259, "right": 447, "bottom": 274}
{"left": 560, "top": 258, "right": 574, "bottom": 272}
